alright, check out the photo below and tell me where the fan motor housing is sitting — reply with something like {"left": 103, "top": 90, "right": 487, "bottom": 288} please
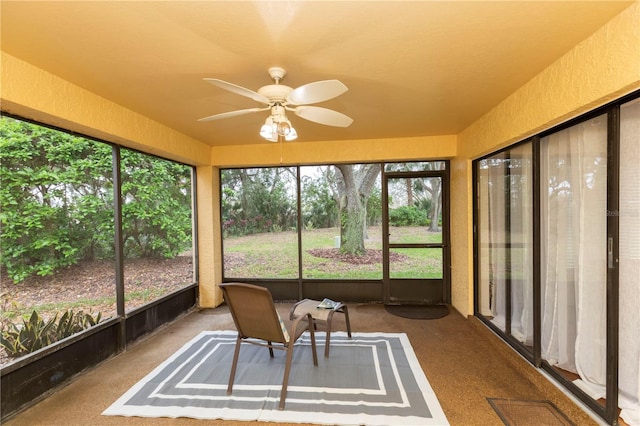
{"left": 258, "top": 84, "right": 293, "bottom": 102}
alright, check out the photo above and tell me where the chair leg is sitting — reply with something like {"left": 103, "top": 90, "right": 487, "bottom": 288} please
{"left": 324, "top": 311, "right": 334, "bottom": 358}
{"left": 308, "top": 315, "right": 318, "bottom": 366}
{"left": 227, "top": 335, "right": 243, "bottom": 395}
{"left": 343, "top": 305, "right": 352, "bottom": 338}
{"left": 267, "top": 341, "right": 274, "bottom": 358}
{"left": 279, "top": 314, "right": 318, "bottom": 410}
{"left": 279, "top": 342, "right": 295, "bottom": 410}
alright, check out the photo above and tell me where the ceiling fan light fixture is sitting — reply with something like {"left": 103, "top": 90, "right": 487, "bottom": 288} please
{"left": 260, "top": 108, "right": 297, "bottom": 141}
{"left": 259, "top": 117, "right": 276, "bottom": 141}
{"left": 276, "top": 120, "right": 291, "bottom": 136}
{"left": 262, "top": 128, "right": 278, "bottom": 142}
{"left": 285, "top": 126, "right": 298, "bottom": 141}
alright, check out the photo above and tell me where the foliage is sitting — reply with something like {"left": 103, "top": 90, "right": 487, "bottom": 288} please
{"left": 0, "top": 311, "right": 56, "bottom": 357}
{"left": 0, "top": 309, "right": 101, "bottom": 357}
{"left": 0, "top": 116, "right": 193, "bottom": 283}
{"left": 221, "top": 168, "right": 297, "bottom": 237}
{"left": 301, "top": 174, "right": 338, "bottom": 229}
{"left": 120, "top": 150, "right": 193, "bottom": 258}
{"left": 366, "top": 191, "right": 382, "bottom": 226}
{"left": 221, "top": 165, "right": 382, "bottom": 257}
{"left": 55, "top": 309, "right": 102, "bottom": 339}
{"left": 0, "top": 117, "right": 114, "bottom": 282}
{"left": 389, "top": 205, "right": 429, "bottom": 227}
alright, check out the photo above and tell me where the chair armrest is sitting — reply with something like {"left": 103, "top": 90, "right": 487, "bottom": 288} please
{"left": 290, "top": 298, "right": 310, "bottom": 320}
{"left": 289, "top": 311, "right": 315, "bottom": 342}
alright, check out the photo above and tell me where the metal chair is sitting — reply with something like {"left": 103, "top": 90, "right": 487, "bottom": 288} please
{"left": 219, "top": 282, "right": 318, "bottom": 410}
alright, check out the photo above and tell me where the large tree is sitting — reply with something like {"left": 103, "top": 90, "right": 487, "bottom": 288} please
{"left": 329, "top": 164, "right": 381, "bottom": 255}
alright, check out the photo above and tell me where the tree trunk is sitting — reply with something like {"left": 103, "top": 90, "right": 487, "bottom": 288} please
{"left": 423, "top": 163, "right": 445, "bottom": 232}
{"left": 406, "top": 178, "right": 413, "bottom": 206}
{"left": 340, "top": 194, "right": 366, "bottom": 255}
{"left": 334, "top": 164, "right": 380, "bottom": 255}
{"left": 428, "top": 178, "right": 441, "bottom": 231}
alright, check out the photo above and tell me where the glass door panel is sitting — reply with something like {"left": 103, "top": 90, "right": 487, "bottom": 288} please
{"left": 618, "top": 98, "right": 640, "bottom": 422}
{"left": 476, "top": 145, "right": 533, "bottom": 345}
{"left": 540, "top": 113, "right": 607, "bottom": 408}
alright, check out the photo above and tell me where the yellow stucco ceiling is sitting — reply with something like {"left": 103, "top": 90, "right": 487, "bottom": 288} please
{"left": 0, "top": 1, "right": 634, "bottom": 146}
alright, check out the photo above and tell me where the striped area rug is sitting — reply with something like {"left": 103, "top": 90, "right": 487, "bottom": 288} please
{"left": 103, "top": 331, "right": 449, "bottom": 425}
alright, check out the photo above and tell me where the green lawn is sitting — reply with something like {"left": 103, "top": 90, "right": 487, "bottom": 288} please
{"left": 223, "top": 226, "right": 443, "bottom": 279}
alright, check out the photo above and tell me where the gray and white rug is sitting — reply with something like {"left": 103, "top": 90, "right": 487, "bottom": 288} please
{"left": 103, "top": 330, "right": 449, "bottom": 425}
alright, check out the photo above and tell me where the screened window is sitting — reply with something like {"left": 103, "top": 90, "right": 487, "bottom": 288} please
{"left": 301, "top": 165, "right": 382, "bottom": 280}
{"left": 0, "top": 115, "right": 196, "bottom": 365}
{"left": 0, "top": 117, "right": 116, "bottom": 339}
{"left": 221, "top": 163, "right": 386, "bottom": 281}
{"left": 121, "top": 149, "right": 195, "bottom": 311}
{"left": 221, "top": 167, "right": 298, "bottom": 279}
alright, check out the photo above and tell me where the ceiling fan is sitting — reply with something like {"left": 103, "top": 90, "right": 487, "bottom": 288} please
{"left": 198, "top": 67, "right": 353, "bottom": 141}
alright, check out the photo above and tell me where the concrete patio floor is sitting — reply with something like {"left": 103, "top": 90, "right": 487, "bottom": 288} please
{"left": 5, "top": 303, "right": 600, "bottom": 425}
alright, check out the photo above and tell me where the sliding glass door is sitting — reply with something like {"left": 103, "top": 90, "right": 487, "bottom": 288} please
{"left": 618, "top": 98, "right": 640, "bottom": 423}
{"left": 540, "top": 114, "right": 608, "bottom": 407}
{"left": 474, "top": 92, "right": 640, "bottom": 425}
{"left": 477, "top": 144, "right": 533, "bottom": 349}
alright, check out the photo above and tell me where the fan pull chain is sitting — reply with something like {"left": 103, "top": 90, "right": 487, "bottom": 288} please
{"left": 280, "top": 135, "right": 284, "bottom": 164}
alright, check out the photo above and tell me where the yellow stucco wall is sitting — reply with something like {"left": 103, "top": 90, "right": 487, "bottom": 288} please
{"left": 195, "top": 166, "right": 224, "bottom": 307}
{"left": 450, "top": 2, "right": 640, "bottom": 316}
{"left": 211, "top": 136, "right": 457, "bottom": 167}
{"left": 0, "top": 53, "right": 211, "bottom": 167}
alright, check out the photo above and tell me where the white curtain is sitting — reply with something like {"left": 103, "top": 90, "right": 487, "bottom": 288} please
{"left": 540, "top": 115, "right": 608, "bottom": 393}
{"left": 480, "top": 104, "right": 639, "bottom": 423}
{"left": 485, "top": 148, "right": 534, "bottom": 346}
{"left": 478, "top": 163, "right": 493, "bottom": 317}
{"left": 619, "top": 99, "right": 640, "bottom": 425}
{"left": 487, "top": 156, "right": 507, "bottom": 331}
{"left": 509, "top": 145, "right": 534, "bottom": 346}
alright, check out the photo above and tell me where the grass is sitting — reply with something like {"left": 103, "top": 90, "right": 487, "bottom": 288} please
{"left": 223, "top": 226, "right": 444, "bottom": 279}
{"left": 2, "top": 289, "right": 178, "bottom": 324}
{"left": 389, "top": 248, "right": 443, "bottom": 279}
{"left": 2, "top": 226, "right": 443, "bottom": 327}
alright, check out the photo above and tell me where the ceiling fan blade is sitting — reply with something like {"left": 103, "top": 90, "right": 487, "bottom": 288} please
{"left": 197, "top": 107, "right": 264, "bottom": 122}
{"left": 293, "top": 106, "right": 353, "bottom": 127}
{"left": 203, "top": 78, "right": 270, "bottom": 104}
{"left": 287, "top": 80, "right": 348, "bottom": 105}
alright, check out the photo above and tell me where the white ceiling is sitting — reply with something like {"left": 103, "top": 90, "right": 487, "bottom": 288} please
{"left": 1, "top": 1, "right": 634, "bottom": 147}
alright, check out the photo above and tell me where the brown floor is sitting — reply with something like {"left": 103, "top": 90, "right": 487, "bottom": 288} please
{"left": 5, "top": 303, "right": 600, "bottom": 426}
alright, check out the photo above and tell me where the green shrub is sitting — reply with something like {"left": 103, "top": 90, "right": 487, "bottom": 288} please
{"left": 0, "top": 310, "right": 57, "bottom": 357}
{"left": 0, "top": 309, "right": 101, "bottom": 358}
{"left": 55, "top": 309, "right": 102, "bottom": 340}
{"left": 1, "top": 117, "right": 193, "bottom": 283}
{"left": 388, "top": 206, "right": 429, "bottom": 227}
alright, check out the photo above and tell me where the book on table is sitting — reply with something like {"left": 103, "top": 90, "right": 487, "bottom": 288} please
{"left": 317, "top": 298, "right": 340, "bottom": 310}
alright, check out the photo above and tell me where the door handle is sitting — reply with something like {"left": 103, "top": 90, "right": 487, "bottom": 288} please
{"left": 607, "top": 237, "right": 614, "bottom": 269}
